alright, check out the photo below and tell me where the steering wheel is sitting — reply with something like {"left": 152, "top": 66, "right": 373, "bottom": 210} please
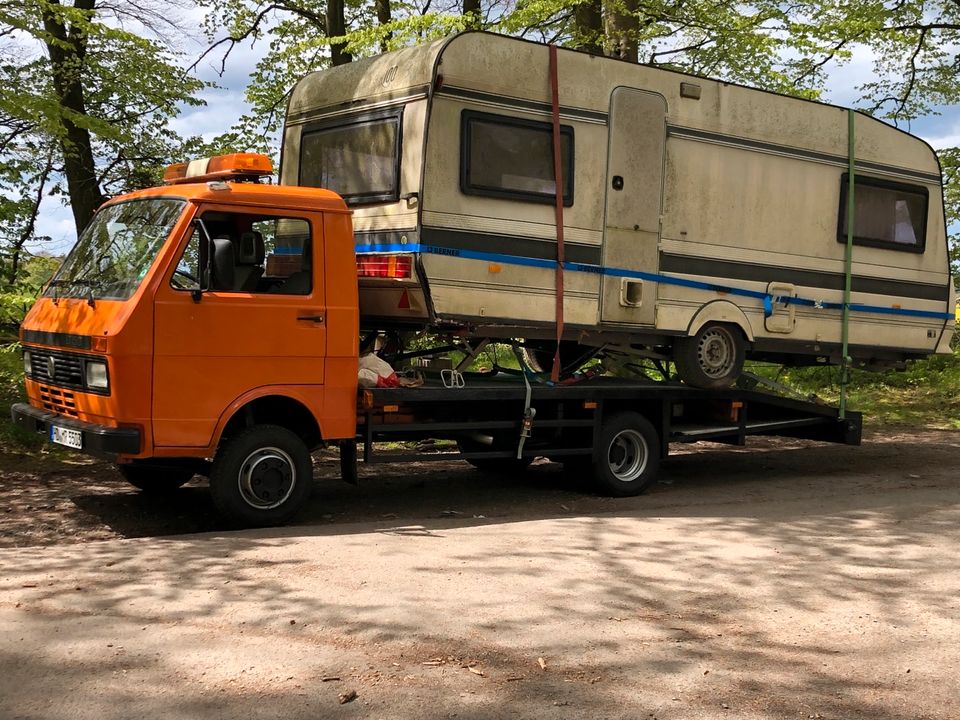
{"left": 171, "top": 268, "right": 199, "bottom": 289}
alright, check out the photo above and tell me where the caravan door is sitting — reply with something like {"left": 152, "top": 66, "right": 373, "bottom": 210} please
{"left": 599, "top": 88, "right": 667, "bottom": 325}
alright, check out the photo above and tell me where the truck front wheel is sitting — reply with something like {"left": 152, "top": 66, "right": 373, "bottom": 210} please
{"left": 209, "top": 425, "right": 313, "bottom": 527}
{"left": 591, "top": 413, "right": 660, "bottom": 497}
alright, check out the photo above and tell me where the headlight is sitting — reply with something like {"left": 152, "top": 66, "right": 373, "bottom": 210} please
{"left": 85, "top": 361, "right": 109, "bottom": 390}
{"left": 23, "top": 350, "right": 31, "bottom": 376}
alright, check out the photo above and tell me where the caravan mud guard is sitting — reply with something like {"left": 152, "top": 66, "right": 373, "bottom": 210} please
{"left": 686, "top": 301, "right": 755, "bottom": 342}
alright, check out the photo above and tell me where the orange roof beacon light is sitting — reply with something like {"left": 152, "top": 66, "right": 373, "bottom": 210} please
{"left": 162, "top": 153, "right": 273, "bottom": 185}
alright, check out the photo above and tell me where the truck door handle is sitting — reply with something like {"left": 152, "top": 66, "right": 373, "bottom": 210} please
{"left": 297, "top": 314, "right": 325, "bottom": 323}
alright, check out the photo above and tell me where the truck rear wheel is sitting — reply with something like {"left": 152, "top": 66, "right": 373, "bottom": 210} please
{"left": 209, "top": 424, "right": 313, "bottom": 527}
{"left": 591, "top": 413, "right": 660, "bottom": 496}
{"left": 117, "top": 463, "right": 194, "bottom": 493}
{"left": 674, "top": 322, "right": 745, "bottom": 389}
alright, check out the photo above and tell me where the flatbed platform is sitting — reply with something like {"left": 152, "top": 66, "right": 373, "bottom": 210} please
{"left": 353, "top": 375, "right": 861, "bottom": 494}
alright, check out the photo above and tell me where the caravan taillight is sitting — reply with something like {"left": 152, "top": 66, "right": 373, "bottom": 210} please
{"left": 357, "top": 254, "right": 413, "bottom": 279}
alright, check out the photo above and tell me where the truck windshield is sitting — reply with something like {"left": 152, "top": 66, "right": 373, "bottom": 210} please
{"left": 45, "top": 198, "right": 185, "bottom": 302}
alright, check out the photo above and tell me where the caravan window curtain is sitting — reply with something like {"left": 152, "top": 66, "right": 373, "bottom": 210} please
{"left": 460, "top": 110, "right": 574, "bottom": 206}
{"left": 299, "top": 111, "right": 401, "bottom": 205}
{"left": 838, "top": 174, "right": 928, "bottom": 253}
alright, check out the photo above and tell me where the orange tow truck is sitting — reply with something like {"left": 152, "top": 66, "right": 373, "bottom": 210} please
{"left": 13, "top": 154, "right": 861, "bottom": 526}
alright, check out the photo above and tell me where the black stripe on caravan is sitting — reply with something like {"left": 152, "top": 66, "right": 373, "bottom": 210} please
{"left": 286, "top": 85, "right": 432, "bottom": 125}
{"left": 421, "top": 227, "right": 603, "bottom": 265}
{"left": 21, "top": 330, "right": 92, "bottom": 350}
{"left": 667, "top": 126, "right": 942, "bottom": 184}
{"left": 437, "top": 86, "right": 609, "bottom": 123}
{"left": 660, "top": 253, "right": 950, "bottom": 302}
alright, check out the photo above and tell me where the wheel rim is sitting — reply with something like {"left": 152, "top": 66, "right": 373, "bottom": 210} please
{"left": 606, "top": 429, "right": 649, "bottom": 483}
{"left": 237, "top": 446, "right": 296, "bottom": 510}
{"left": 696, "top": 326, "right": 737, "bottom": 379}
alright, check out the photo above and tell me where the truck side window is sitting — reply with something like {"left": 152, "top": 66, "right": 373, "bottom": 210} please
{"left": 170, "top": 213, "right": 313, "bottom": 294}
{"left": 460, "top": 110, "right": 574, "bottom": 206}
{"left": 838, "top": 174, "right": 928, "bottom": 253}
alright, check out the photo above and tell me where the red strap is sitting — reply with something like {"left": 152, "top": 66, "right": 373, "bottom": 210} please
{"left": 548, "top": 44, "right": 565, "bottom": 383}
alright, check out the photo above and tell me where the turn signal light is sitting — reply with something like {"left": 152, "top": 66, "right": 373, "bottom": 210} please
{"left": 162, "top": 153, "right": 273, "bottom": 184}
{"left": 356, "top": 254, "right": 413, "bottom": 279}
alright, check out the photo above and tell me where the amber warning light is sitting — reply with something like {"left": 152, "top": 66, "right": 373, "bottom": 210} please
{"left": 163, "top": 153, "right": 273, "bottom": 184}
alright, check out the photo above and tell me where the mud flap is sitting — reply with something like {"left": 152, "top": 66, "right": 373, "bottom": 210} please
{"left": 339, "top": 440, "right": 359, "bottom": 486}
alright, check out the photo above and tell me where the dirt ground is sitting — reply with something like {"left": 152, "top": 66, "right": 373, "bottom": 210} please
{"left": 1, "top": 429, "right": 958, "bottom": 719}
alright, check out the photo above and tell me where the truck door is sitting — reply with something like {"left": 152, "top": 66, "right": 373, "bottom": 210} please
{"left": 600, "top": 88, "right": 667, "bottom": 326}
{"left": 152, "top": 206, "right": 326, "bottom": 448}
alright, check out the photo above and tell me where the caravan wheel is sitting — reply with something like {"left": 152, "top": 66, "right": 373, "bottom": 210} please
{"left": 674, "top": 322, "right": 745, "bottom": 389}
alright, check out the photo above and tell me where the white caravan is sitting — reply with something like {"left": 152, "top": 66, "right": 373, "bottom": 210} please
{"left": 280, "top": 31, "right": 956, "bottom": 387}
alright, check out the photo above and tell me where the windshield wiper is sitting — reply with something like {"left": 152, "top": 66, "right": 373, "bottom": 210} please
{"left": 47, "top": 279, "right": 100, "bottom": 308}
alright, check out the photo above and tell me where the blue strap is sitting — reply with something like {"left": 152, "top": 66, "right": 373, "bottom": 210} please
{"left": 356, "top": 242, "right": 955, "bottom": 322}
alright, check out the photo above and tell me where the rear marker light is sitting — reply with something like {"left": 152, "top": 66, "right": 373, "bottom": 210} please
{"left": 357, "top": 254, "right": 413, "bottom": 279}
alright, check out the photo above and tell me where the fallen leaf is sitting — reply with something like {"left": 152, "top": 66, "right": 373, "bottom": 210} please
{"left": 338, "top": 690, "right": 358, "bottom": 704}
{"left": 321, "top": 676, "right": 341, "bottom": 682}
{"left": 538, "top": 657, "right": 547, "bottom": 671}
{"left": 506, "top": 676, "right": 525, "bottom": 682}
{"left": 468, "top": 666, "right": 485, "bottom": 677}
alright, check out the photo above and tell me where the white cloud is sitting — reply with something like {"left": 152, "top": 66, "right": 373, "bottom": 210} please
{"left": 32, "top": 211, "right": 76, "bottom": 256}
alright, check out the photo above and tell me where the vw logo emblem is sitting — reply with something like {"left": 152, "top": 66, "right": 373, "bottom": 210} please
{"left": 46, "top": 357, "right": 56, "bottom": 378}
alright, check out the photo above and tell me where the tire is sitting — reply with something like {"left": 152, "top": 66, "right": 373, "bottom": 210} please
{"left": 457, "top": 437, "right": 533, "bottom": 474}
{"left": 118, "top": 463, "right": 194, "bottom": 493}
{"left": 590, "top": 412, "right": 660, "bottom": 497}
{"left": 673, "top": 322, "right": 746, "bottom": 389}
{"left": 520, "top": 341, "right": 594, "bottom": 375}
{"left": 209, "top": 425, "right": 313, "bottom": 527}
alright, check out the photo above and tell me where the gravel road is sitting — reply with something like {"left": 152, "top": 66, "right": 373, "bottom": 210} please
{"left": 1, "top": 429, "right": 958, "bottom": 719}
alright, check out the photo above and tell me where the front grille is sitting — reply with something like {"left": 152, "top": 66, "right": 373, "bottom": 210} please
{"left": 38, "top": 384, "right": 79, "bottom": 418}
{"left": 28, "top": 348, "right": 85, "bottom": 389}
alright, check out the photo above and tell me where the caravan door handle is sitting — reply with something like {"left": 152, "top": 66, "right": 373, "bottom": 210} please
{"left": 297, "top": 313, "right": 325, "bottom": 323}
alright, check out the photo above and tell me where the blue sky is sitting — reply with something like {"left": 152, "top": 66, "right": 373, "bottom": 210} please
{"left": 31, "top": 36, "right": 960, "bottom": 255}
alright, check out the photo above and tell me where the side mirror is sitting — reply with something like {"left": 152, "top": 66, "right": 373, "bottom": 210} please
{"left": 190, "top": 218, "right": 216, "bottom": 302}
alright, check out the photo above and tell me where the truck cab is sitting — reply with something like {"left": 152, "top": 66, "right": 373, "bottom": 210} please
{"left": 13, "top": 154, "right": 359, "bottom": 525}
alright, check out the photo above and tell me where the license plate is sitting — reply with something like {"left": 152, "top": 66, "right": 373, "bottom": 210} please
{"left": 50, "top": 424, "right": 82, "bottom": 449}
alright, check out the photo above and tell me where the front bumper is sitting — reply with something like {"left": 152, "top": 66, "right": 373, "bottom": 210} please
{"left": 11, "top": 402, "right": 141, "bottom": 457}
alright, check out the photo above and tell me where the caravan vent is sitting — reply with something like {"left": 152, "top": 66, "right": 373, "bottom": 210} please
{"left": 680, "top": 83, "right": 701, "bottom": 100}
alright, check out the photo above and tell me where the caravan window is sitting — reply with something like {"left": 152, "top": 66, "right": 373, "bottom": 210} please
{"left": 838, "top": 174, "right": 928, "bottom": 253}
{"left": 299, "top": 110, "right": 401, "bottom": 205}
{"left": 460, "top": 111, "right": 574, "bottom": 206}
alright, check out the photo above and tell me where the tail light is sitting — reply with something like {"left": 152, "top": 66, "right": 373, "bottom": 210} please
{"left": 356, "top": 253, "right": 413, "bottom": 279}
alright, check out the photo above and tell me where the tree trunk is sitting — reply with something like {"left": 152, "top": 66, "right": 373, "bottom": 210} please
{"left": 605, "top": 0, "right": 638, "bottom": 63}
{"left": 375, "top": 0, "right": 391, "bottom": 52}
{"left": 41, "top": 0, "right": 104, "bottom": 235}
{"left": 573, "top": 0, "right": 603, "bottom": 55}
{"left": 326, "top": 0, "right": 352, "bottom": 66}
{"left": 463, "top": 0, "right": 481, "bottom": 29}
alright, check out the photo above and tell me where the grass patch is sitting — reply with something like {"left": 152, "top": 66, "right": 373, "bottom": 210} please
{"left": 0, "top": 343, "right": 48, "bottom": 454}
{"left": 770, "top": 353, "right": 960, "bottom": 429}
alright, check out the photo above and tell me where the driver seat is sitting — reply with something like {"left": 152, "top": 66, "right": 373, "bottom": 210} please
{"left": 235, "top": 231, "right": 265, "bottom": 291}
